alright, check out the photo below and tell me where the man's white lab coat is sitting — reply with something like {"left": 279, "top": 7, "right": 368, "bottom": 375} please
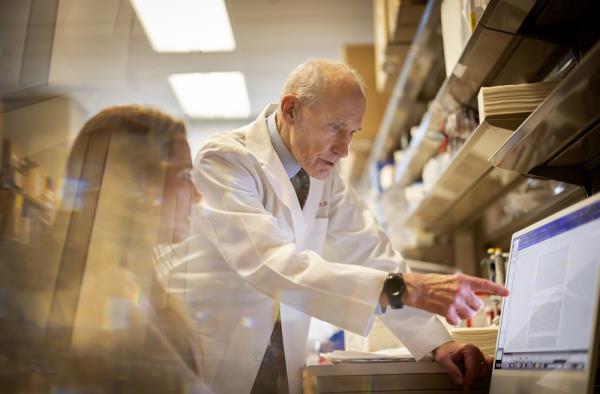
{"left": 156, "top": 105, "right": 451, "bottom": 394}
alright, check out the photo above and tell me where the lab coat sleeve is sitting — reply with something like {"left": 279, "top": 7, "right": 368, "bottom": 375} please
{"left": 325, "top": 168, "right": 452, "bottom": 360}
{"left": 191, "top": 140, "right": 387, "bottom": 336}
{"left": 323, "top": 167, "right": 406, "bottom": 272}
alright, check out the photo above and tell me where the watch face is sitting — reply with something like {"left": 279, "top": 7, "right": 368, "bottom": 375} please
{"left": 388, "top": 275, "right": 403, "bottom": 294}
{"left": 386, "top": 274, "right": 405, "bottom": 309}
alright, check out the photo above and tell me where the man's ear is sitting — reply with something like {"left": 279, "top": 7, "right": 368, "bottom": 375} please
{"left": 280, "top": 95, "right": 297, "bottom": 124}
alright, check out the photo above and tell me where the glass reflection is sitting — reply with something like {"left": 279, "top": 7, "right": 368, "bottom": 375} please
{"left": 0, "top": 105, "right": 206, "bottom": 393}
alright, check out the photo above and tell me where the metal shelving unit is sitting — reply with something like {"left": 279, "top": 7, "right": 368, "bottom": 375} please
{"left": 361, "top": 0, "right": 570, "bottom": 190}
{"left": 404, "top": 117, "right": 525, "bottom": 232}
{"left": 369, "top": 0, "right": 599, "bottom": 273}
{"left": 490, "top": 40, "right": 600, "bottom": 196}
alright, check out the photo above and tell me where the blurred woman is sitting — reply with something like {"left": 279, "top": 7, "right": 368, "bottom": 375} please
{"left": 0, "top": 105, "right": 206, "bottom": 393}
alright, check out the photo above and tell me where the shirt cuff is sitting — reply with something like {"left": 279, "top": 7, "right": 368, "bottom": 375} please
{"left": 375, "top": 302, "right": 387, "bottom": 315}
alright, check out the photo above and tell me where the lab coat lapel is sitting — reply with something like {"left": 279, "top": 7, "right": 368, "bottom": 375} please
{"left": 246, "top": 105, "right": 306, "bottom": 241}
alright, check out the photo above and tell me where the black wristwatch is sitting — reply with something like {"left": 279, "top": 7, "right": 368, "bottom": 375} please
{"left": 383, "top": 273, "right": 406, "bottom": 309}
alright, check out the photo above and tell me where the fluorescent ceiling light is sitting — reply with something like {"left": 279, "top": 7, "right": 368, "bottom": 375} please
{"left": 169, "top": 72, "right": 251, "bottom": 119}
{"left": 130, "top": 0, "right": 236, "bottom": 52}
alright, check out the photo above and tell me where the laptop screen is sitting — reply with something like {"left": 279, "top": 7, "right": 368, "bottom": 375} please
{"left": 495, "top": 195, "right": 600, "bottom": 373}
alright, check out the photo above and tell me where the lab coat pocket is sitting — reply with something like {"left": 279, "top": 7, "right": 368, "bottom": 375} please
{"left": 306, "top": 218, "right": 328, "bottom": 254}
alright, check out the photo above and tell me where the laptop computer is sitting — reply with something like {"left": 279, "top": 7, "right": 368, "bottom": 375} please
{"left": 490, "top": 192, "right": 600, "bottom": 393}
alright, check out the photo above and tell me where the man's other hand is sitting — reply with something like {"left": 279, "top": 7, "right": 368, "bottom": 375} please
{"left": 401, "top": 273, "right": 509, "bottom": 325}
{"left": 434, "top": 341, "right": 492, "bottom": 390}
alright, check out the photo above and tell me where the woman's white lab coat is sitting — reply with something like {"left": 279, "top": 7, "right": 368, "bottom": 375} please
{"left": 155, "top": 105, "right": 452, "bottom": 394}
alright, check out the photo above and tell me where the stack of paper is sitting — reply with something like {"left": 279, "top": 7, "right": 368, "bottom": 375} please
{"left": 450, "top": 327, "right": 498, "bottom": 357}
{"left": 321, "top": 347, "right": 415, "bottom": 364}
{"left": 477, "top": 81, "right": 559, "bottom": 122}
{"left": 344, "top": 317, "right": 403, "bottom": 352}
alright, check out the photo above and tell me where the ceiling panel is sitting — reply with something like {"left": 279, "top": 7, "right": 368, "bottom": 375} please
{"left": 47, "top": 0, "right": 373, "bottom": 126}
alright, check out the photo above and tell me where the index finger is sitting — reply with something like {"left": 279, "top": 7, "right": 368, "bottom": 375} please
{"left": 467, "top": 276, "right": 509, "bottom": 296}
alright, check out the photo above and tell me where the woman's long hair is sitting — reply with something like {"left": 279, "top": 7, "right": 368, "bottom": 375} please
{"left": 7, "top": 105, "right": 202, "bottom": 392}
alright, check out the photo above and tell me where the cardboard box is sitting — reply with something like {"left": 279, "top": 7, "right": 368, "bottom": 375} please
{"left": 0, "top": 190, "right": 24, "bottom": 240}
{"left": 22, "top": 165, "right": 44, "bottom": 200}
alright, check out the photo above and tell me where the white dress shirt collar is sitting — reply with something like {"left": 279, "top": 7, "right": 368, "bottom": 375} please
{"left": 266, "top": 110, "right": 301, "bottom": 178}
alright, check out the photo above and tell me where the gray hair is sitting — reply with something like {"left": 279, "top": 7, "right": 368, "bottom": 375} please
{"left": 280, "top": 58, "right": 366, "bottom": 107}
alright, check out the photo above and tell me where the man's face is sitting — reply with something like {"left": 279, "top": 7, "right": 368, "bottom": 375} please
{"left": 289, "top": 87, "right": 365, "bottom": 180}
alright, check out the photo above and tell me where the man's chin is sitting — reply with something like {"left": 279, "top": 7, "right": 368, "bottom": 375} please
{"left": 310, "top": 167, "right": 332, "bottom": 180}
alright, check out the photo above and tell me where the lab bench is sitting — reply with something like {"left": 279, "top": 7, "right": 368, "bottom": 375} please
{"left": 305, "top": 361, "right": 490, "bottom": 394}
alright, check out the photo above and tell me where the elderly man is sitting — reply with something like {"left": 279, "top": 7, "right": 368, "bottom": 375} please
{"left": 162, "top": 59, "right": 508, "bottom": 394}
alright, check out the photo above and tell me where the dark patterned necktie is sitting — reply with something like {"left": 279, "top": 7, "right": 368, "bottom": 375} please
{"left": 250, "top": 316, "right": 288, "bottom": 394}
{"left": 290, "top": 168, "right": 310, "bottom": 209}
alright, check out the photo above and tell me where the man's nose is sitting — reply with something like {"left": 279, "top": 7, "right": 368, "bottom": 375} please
{"left": 332, "top": 134, "right": 350, "bottom": 158}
